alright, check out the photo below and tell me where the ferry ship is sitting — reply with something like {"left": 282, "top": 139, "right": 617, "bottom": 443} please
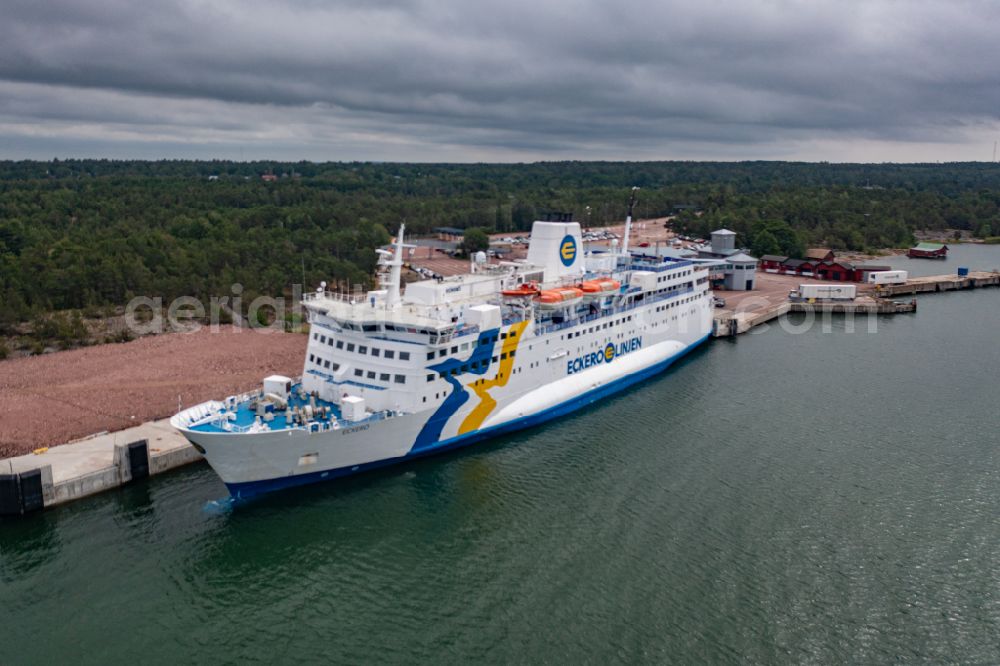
{"left": 171, "top": 216, "right": 714, "bottom": 498}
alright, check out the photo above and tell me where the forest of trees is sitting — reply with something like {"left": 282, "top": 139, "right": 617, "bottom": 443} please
{"left": 2, "top": 159, "right": 999, "bottom": 339}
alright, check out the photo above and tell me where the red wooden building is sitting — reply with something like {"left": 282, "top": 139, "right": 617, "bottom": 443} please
{"left": 805, "top": 248, "right": 836, "bottom": 263}
{"left": 853, "top": 264, "right": 893, "bottom": 282}
{"left": 908, "top": 242, "right": 948, "bottom": 259}
{"left": 759, "top": 255, "right": 788, "bottom": 271}
{"left": 814, "top": 261, "right": 857, "bottom": 282}
{"left": 760, "top": 248, "right": 897, "bottom": 282}
{"left": 781, "top": 258, "right": 816, "bottom": 276}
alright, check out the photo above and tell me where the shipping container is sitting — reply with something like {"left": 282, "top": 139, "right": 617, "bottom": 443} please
{"left": 867, "top": 270, "right": 908, "bottom": 285}
{"left": 794, "top": 284, "right": 857, "bottom": 300}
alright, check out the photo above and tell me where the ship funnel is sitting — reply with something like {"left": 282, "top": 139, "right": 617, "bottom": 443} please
{"left": 525, "top": 220, "right": 584, "bottom": 284}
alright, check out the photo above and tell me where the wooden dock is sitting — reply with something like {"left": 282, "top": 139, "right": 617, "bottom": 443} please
{"left": 874, "top": 271, "right": 1000, "bottom": 297}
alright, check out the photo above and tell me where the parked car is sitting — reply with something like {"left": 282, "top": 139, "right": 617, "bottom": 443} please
{"left": 713, "top": 296, "right": 726, "bottom": 308}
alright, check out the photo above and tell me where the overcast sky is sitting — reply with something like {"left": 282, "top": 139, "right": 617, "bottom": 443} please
{"left": 2, "top": 0, "right": 999, "bottom": 162}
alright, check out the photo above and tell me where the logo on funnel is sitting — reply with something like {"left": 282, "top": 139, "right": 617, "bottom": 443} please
{"left": 559, "top": 235, "right": 577, "bottom": 266}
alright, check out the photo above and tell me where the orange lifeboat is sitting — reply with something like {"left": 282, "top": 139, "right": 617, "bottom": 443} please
{"left": 538, "top": 287, "right": 584, "bottom": 308}
{"left": 502, "top": 283, "right": 540, "bottom": 298}
{"left": 579, "top": 278, "right": 620, "bottom": 295}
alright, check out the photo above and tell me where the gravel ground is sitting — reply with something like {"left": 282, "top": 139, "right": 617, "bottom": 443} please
{"left": 0, "top": 326, "right": 307, "bottom": 458}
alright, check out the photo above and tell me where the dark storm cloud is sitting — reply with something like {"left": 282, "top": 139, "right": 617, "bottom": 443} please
{"left": 1, "top": 0, "right": 999, "bottom": 160}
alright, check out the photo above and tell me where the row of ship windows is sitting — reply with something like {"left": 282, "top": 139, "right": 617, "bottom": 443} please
{"left": 562, "top": 315, "right": 633, "bottom": 340}
{"left": 312, "top": 332, "right": 412, "bottom": 361}
{"left": 426, "top": 350, "right": 518, "bottom": 381}
{"left": 308, "top": 354, "right": 341, "bottom": 372}
{"left": 308, "top": 351, "right": 410, "bottom": 385}
{"left": 307, "top": 348, "right": 524, "bottom": 386}
{"left": 353, "top": 370, "right": 406, "bottom": 383}
{"left": 340, "top": 321, "right": 437, "bottom": 336}
{"left": 312, "top": 329, "right": 522, "bottom": 363}
{"left": 654, "top": 293, "right": 704, "bottom": 312}
{"left": 656, "top": 269, "right": 692, "bottom": 283}
{"left": 421, "top": 367, "right": 526, "bottom": 402}
{"left": 425, "top": 329, "right": 519, "bottom": 360}
{"left": 650, "top": 282, "right": 692, "bottom": 296}
{"left": 554, "top": 287, "right": 699, "bottom": 342}
{"left": 557, "top": 292, "right": 704, "bottom": 343}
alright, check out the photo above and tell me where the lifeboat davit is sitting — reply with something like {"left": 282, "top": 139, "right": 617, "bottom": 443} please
{"left": 579, "top": 278, "right": 620, "bottom": 300}
{"left": 538, "top": 287, "right": 584, "bottom": 309}
{"left": 502, "top": 283, "right": 540, "bottom": 298}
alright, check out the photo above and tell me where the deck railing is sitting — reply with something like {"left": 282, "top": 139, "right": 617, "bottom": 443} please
{"left": 302, "top": 270, "right": 702, "bottom": 345}
{"left": 533, "top": 286, "right": 696, "bottom": 336}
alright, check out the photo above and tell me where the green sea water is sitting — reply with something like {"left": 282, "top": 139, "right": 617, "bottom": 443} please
{"left": 2, "top": 246, "right": 998, "bottom": 664}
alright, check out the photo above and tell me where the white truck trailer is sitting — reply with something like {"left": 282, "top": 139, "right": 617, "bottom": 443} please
{"left": 790, "top": 284, "right": 857, "bottom": 301}
{"left": 867, "top": 270, "right": 908, "bottom": 285}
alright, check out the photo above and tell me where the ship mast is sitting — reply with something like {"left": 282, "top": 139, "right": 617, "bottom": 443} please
{"left": 384, "top": 223, "right": 406, "bottom": 309}
{"left": 621, "top": 186, "right": 639, "bottom": 258}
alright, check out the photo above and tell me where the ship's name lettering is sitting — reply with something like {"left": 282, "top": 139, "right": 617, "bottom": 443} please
{"left": 341, "top": 424, "right": 371, "bottom": 435}
{"left": 445, "top": 286, "right": 462, "bottom": 293}
{"left": 566, "top": 337, "right": 642, "bottom": 375}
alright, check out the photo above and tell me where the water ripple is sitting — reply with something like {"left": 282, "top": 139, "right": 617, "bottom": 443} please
{"left": 3, "top": 262, "right": 1000, "bottom": 663}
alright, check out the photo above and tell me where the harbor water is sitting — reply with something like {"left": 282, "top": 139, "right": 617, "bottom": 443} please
{"left": 2, "top": 246, "right": 998, "bottom": 664}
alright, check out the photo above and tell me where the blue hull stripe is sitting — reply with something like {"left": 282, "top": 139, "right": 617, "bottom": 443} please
{"left": 412, "top": 327, "right": 500, "bottom": 453}
{"left": 226, "top": 332, "right": 711, "bottom": 499}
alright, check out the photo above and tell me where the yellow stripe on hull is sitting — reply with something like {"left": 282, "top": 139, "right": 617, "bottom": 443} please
{"left": 458, "top": 320, "right": 529, "bottom": 435}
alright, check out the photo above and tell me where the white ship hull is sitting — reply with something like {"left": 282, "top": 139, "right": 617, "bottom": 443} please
{"left": 180, "top": 329, "right": 710, "bottom": 497}
{"left": 172, "top": 218, "right": 717, "bottom": 498}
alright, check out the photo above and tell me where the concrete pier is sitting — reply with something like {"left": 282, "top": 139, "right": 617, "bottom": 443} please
{"left": 713, "top": 297, "right": 916, "bottom": 337}
{"left": 874, "top": 271, "right": 1000, "bottom": 297}
{"left": 788, "top": 299, "right": 918, "bottom": 315}
{"left": 1, "top": 420, "right": 201, "bottom": 514}
{"left": 2, "top": 270, "right": 994, "bottom": 514}
{"left": 713, "top": 302, "right": 791, "bottom": 337}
